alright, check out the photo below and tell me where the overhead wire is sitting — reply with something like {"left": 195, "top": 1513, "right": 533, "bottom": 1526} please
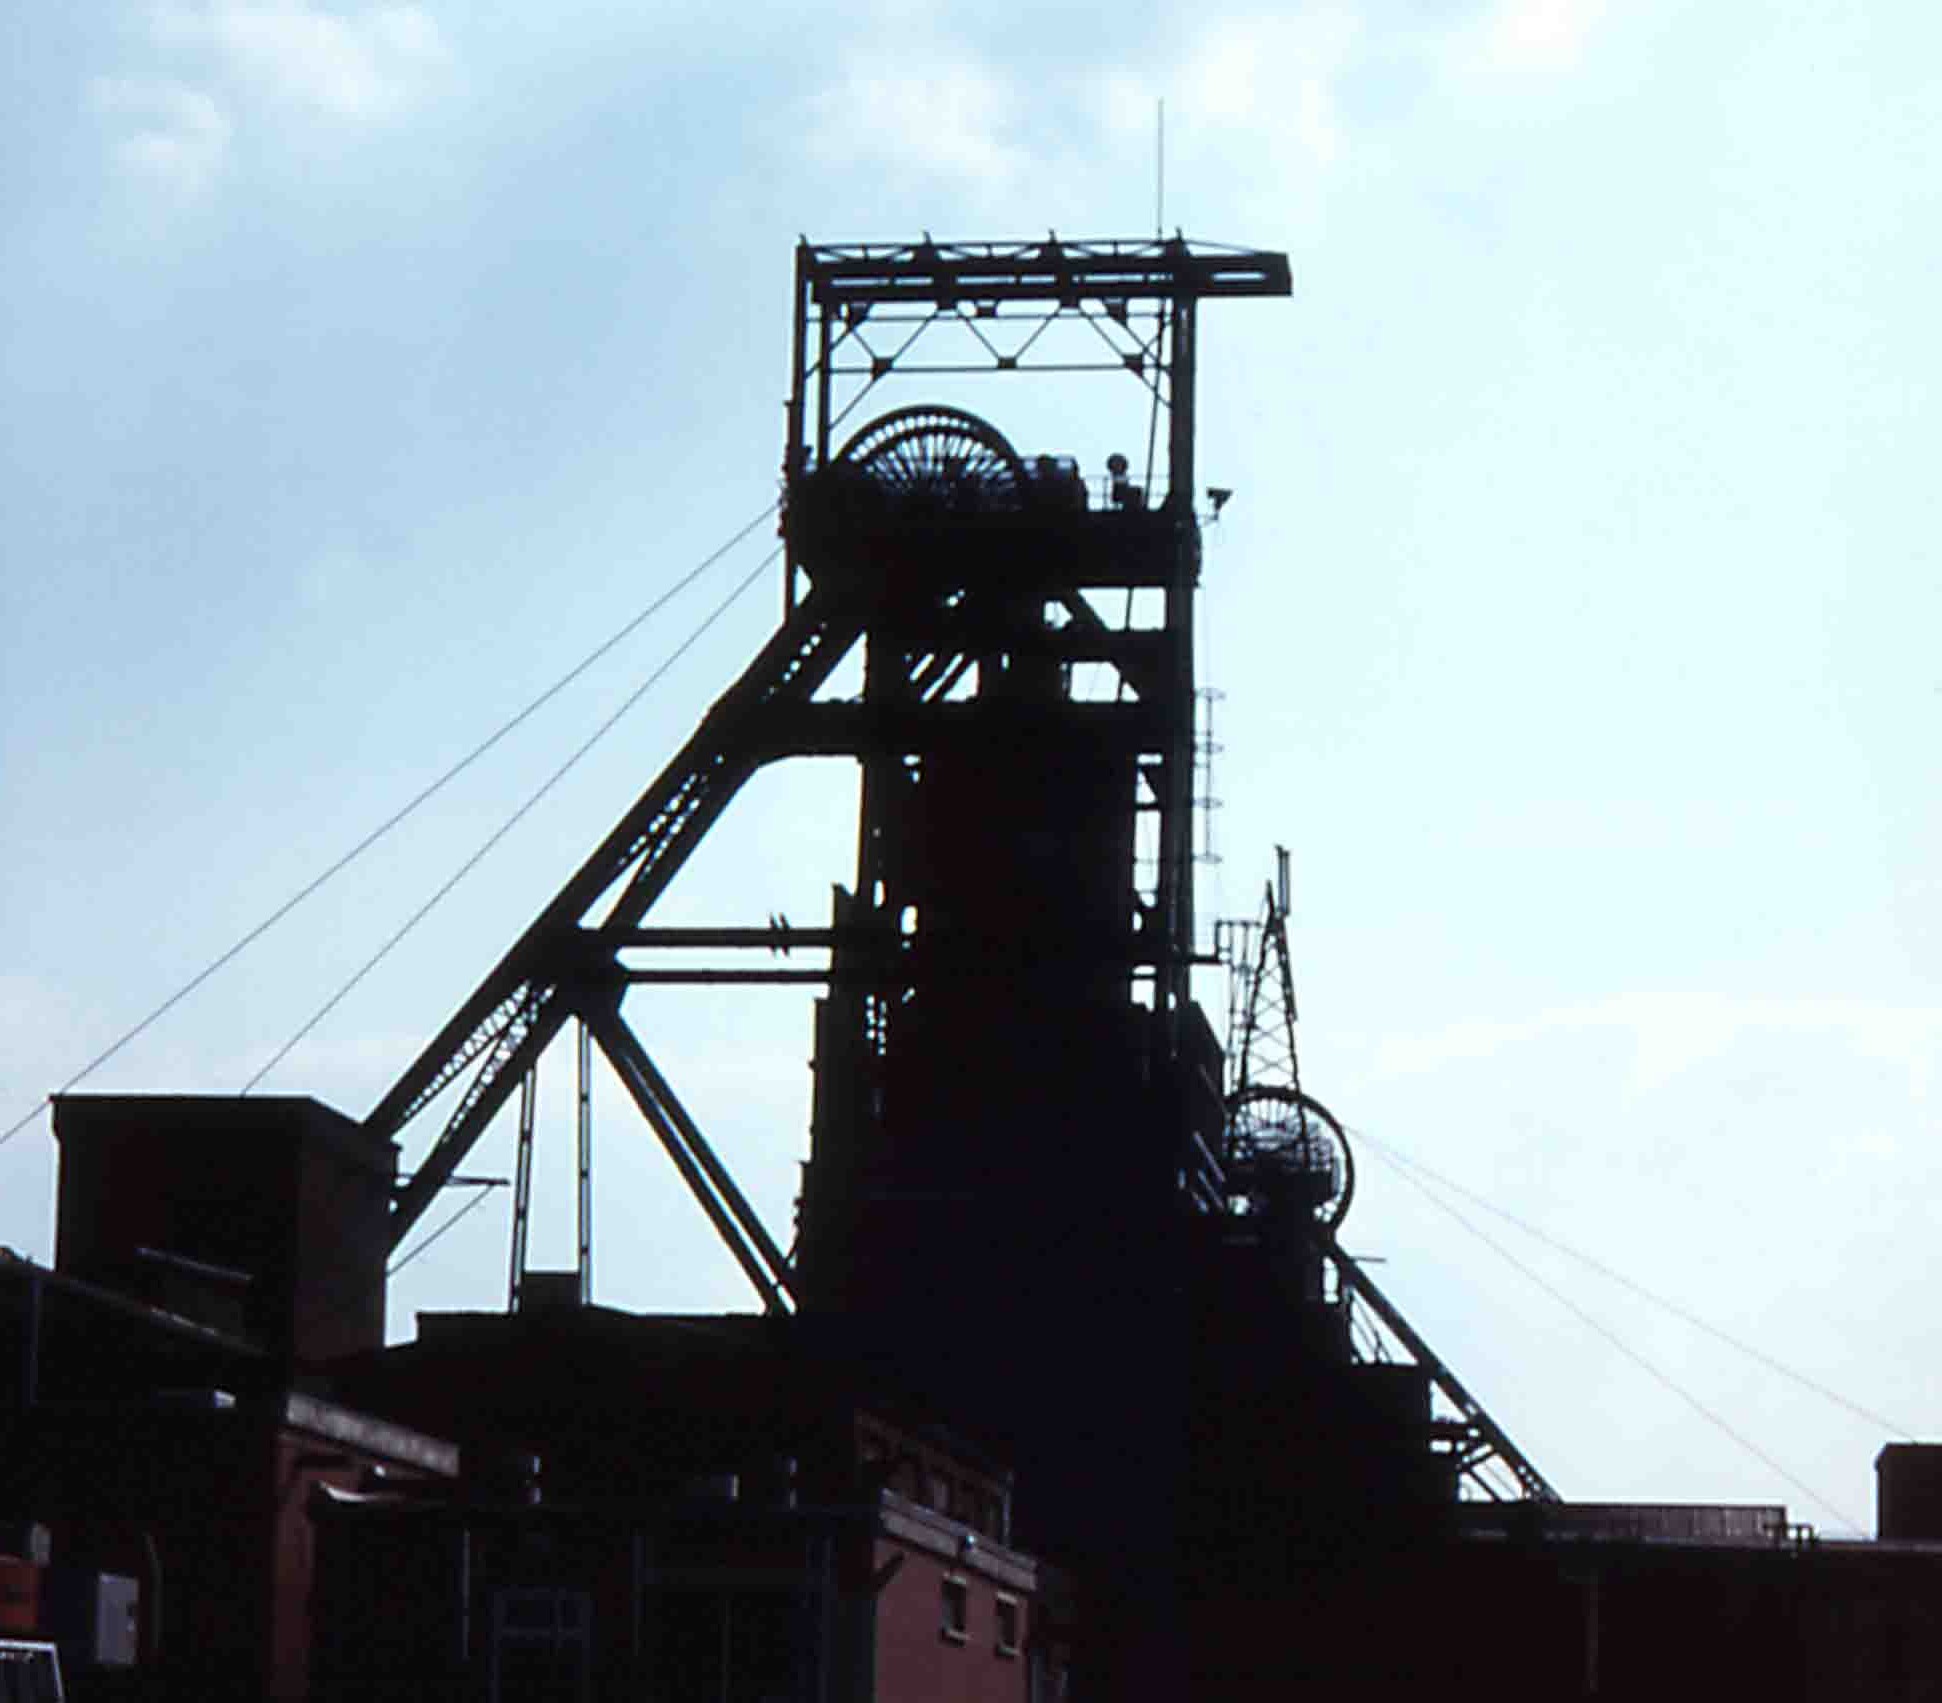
{"left": 1356, "top": 1130, "right": 1870, "bottom": 1535}
{"left": 293, "top": 544, "right": 783, "bottom": 1316}
{"left": 0, "top": 506, "right": 775, "bottom": 1149}
{"left": 387, "top": 1180, "right": 502, "bottom": 1279}
{"left": 1349, "top": 1123, "right": 1917, "bottom": 1441}
{"left": 240, "top": 547, "right": 782, "bottom": 1094}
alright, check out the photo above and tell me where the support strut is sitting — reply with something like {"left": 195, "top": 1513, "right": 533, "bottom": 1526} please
{"left": 584, "top": 1003, "right": 796, "bottom": 1315}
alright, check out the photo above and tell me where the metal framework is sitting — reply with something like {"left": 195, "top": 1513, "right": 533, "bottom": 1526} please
{"left": 1327, "top": 1237, "right": 1559, "bottom": 1503}
{"left": 1222, "top": 850, "right": 1352, "bottom": 1227}
{"left": 1220, "top": 852, "right": 1558, "bottom": 1503}
{"left": 1226, "top": 848, "right": 1303, "bottom": 1102}
{"left": 506, "top": 1069, "right": 536, "bottom": 1309}
{"left": 503, "top": 1025, "right": 592, "bottom": 1311}
{"left": 362, "top": 236, "right": 1291, "bottom": 1314}
{"left": 363, "top": 581, "right": 872, "bottom": 1300}
{"left": 347, "top": 235, "right": 1575, "bottom": 1636}
{"left": 788, "top": 237, "right": 1289, "bottom": 543}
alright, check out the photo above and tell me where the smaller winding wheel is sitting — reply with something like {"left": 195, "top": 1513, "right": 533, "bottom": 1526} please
{"left": 833, "top": 406, "right": 1029, "bottom": 514}
{"left": 1227, "top": 1086, "right": 1355, "bottom": 1231}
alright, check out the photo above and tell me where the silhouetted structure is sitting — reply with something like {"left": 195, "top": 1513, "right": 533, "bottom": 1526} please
{"left": 7, "top": 236, "right": 1942, "bottom": 1700}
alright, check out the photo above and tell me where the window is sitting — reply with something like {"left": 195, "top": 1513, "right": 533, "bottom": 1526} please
{"left": 940, "top": 1576, "right": 969, "bottom": 1644}
{"left": 489, "top": 1588, "right": 590, "bottom": 1703}
{"left": 994, "top": 1593, "right": 1022, "bottom": 1658}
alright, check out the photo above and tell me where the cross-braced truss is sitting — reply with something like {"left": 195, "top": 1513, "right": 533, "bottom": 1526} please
{"left": 366, "top": 486, "right": 1199, "bottom": 1306}
{"left": 365, "top": 581, "right": 874, "bottom": 1306}
{"left": 790, "top": 237, "right": 1290, "bottom": 521}
{"left": 360, "top": 238, "right": 1291, "bottom": 1304}
{"left": 359, "top": 235, "right": 1297, "bottom": 1328}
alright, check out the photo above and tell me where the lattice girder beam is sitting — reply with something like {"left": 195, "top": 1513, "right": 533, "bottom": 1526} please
{"left": 388, "top": 982, "right": 563, "bottom": 1249}
{"left": 801, "top": 237, "right": 1292, "bottom": 309}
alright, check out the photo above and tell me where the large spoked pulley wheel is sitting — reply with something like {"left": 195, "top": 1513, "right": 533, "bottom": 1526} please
{"left": 833, "top": 405, "right": 1028, "bottom": 514}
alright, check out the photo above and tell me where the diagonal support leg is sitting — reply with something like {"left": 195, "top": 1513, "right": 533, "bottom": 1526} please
{"left": 584, "top": 1003, "right": 795, "bottom": 1315}
{"left": 618, "top": 1041, "right": 796, "bottom": 1293}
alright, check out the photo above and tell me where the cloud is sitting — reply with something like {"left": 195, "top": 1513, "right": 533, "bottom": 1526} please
{"left": 800, "top": 51, "right": 1030, "bottom": 195}
{"left": 1175, "top": 9, "right": 1360, "bottom": 168}
{"left": 796, "top": 3, "right": 1375, "bottom": 221}
{"left": 149, "top": 0, "right": 451, "bottom": 123}
{"left": 1466, "top": 0, "right": 1608, "bottom": 77}
{"left": 89, "top": 75, "right": 234, "bottom": 200}
{"left": 88, "top": 4, "right": 451, "bottom": 214}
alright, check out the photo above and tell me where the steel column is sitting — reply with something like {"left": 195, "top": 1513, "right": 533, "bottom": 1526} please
{"left": 507, "top": 1065, "right": 536, "bottom": 1311}
{"left": 576, "top": 1017, "right": 592, "bottom": 1305}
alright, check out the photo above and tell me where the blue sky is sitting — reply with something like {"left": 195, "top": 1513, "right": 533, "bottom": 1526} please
{"left": 4, "top": 0, "right": 1938, "bottom": 1535}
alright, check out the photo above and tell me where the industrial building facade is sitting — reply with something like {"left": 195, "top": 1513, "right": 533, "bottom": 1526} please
{"left": 4, "top": 1156, "right": 1068, "bottom": 1700}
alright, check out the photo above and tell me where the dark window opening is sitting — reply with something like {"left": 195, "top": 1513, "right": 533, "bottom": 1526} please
{"left": 995, "top": 1592, "right": 1021, "bottom": 1657}
{"left": 941, "top": 1576, "right": 969, "bottom": 1644}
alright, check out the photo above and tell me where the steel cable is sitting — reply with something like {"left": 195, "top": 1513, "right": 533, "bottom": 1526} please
{"left": 1, "top": 507, "right": 774, "bottom": 1149}
{"left": 240, "top": 548, "right": 780, "bottom": 1094}
{"left": 387, "top": 1180, "right": 502, "bottom": 1278}
{"left": 1355, "top": 1130, "right": 1872, "bottom": 1534}
{"left": 1349, "top": 1123, "right": 1918, "bottom": 1440}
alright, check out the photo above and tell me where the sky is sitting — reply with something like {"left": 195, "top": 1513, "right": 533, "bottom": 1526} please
{"left": 4, "top": 0, "right": 1938, "bottom": 1537}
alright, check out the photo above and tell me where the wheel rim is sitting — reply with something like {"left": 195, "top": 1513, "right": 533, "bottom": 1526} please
{"left": 1226, "top": 1087, "right": 1356, "bottom": 1230}
{"left": 834, "top": 406, "right": 1027, "bottom": 513}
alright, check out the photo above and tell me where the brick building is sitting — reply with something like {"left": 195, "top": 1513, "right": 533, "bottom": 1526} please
{"left": 0, "top": 1096, "right": 1066, "bottom": 1702}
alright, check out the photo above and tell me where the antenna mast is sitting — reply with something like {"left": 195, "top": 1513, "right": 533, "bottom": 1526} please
{"left": 1156, "top": 98, "right": 1166, "bottom": 234}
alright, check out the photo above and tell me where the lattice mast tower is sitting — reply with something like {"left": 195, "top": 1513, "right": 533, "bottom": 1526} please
{"left": 1219, "top": 850, "right": 1560, "bottom": 1506}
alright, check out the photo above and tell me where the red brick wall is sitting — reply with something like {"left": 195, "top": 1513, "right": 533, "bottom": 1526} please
{"left": 871, "top": 1536, "right": 1031, "bottom": 1703}
{"left": 267, "top": 1432, "right": 375, "bottom": 1701}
